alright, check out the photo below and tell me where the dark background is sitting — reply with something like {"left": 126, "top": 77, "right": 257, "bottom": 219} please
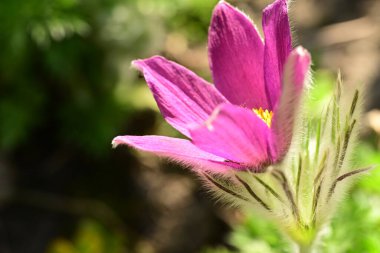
{"left": 0, "top": 0, "right": 379, "bottom": 252}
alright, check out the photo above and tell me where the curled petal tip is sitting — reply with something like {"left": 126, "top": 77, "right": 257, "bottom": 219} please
{"left": 264, "top": 0, "right": 288, "bottom": 13}
{"left": 131, "top": 55, "right": 164, "bottom": 69}
{"left": 111, "top": 137, "right": 123, "bottom": 148}
{"left": 294, "top": 46, "right": 311, "bottom": 58}
{"left": 131, "top": 59, "right": 142, "bottom": 70}
{"left": 217, "top": 0, "right": 228, "bottom": 6}
{"left": 214, "top": 0, "right": 236, "bottom": 13}
{"left": 213, "top": 1, "right": 227, "bottom": 13}
{"left": 293, "top": 47, "right": 312, "bottom": 68}
{"left": 295, "top": 46, "right": 306, "bottom": 54}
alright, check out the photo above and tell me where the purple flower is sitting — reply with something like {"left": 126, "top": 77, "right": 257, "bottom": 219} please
{"left": 112, "top": 0, "right": 311, "bottom": 173}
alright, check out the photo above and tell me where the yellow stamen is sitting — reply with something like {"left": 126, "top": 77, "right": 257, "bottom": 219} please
{"left": 253, "top": 107, "right": 273, "bottom": 127}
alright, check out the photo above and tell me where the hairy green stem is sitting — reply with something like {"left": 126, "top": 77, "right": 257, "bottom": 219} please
{"left": 295, "top": 243, "right": 314, "bottom": 253}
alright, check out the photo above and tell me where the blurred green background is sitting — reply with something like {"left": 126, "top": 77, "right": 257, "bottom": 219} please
{"left": 0, "top": 0, "right": 379, "bottom": 252}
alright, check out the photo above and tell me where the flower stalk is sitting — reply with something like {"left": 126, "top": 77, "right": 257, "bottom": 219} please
{"left": 294, "top": 243, "right": 314, "bottom": 253}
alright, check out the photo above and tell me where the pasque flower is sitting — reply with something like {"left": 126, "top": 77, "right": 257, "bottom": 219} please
{"left": 113, "top": 1, "right": 369, "bottom": 251}
{"left": 113, "top": 0, "right": 311, "bottom": 173}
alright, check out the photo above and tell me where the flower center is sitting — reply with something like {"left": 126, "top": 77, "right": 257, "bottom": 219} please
{"left": 253, "top": 107, "right": 273, "bottom": 127}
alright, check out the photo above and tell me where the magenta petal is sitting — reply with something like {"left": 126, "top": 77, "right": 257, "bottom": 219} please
{"left": 112, "top": 135, "right": 232, "bottom": 173}
{"left": 272, "top": 47, "right": 311, "bottom": 156}
{"left": 190, "top": 104, "right": 275, "bottom": 171}
{"left": 262, "top": 0, "right": 292, "bottom": 109}
{"left": 208, "top": 1, "right": 268, "bottom": 109}
{"left": 133, "top": 56, "right": 227, "bottom": 137}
